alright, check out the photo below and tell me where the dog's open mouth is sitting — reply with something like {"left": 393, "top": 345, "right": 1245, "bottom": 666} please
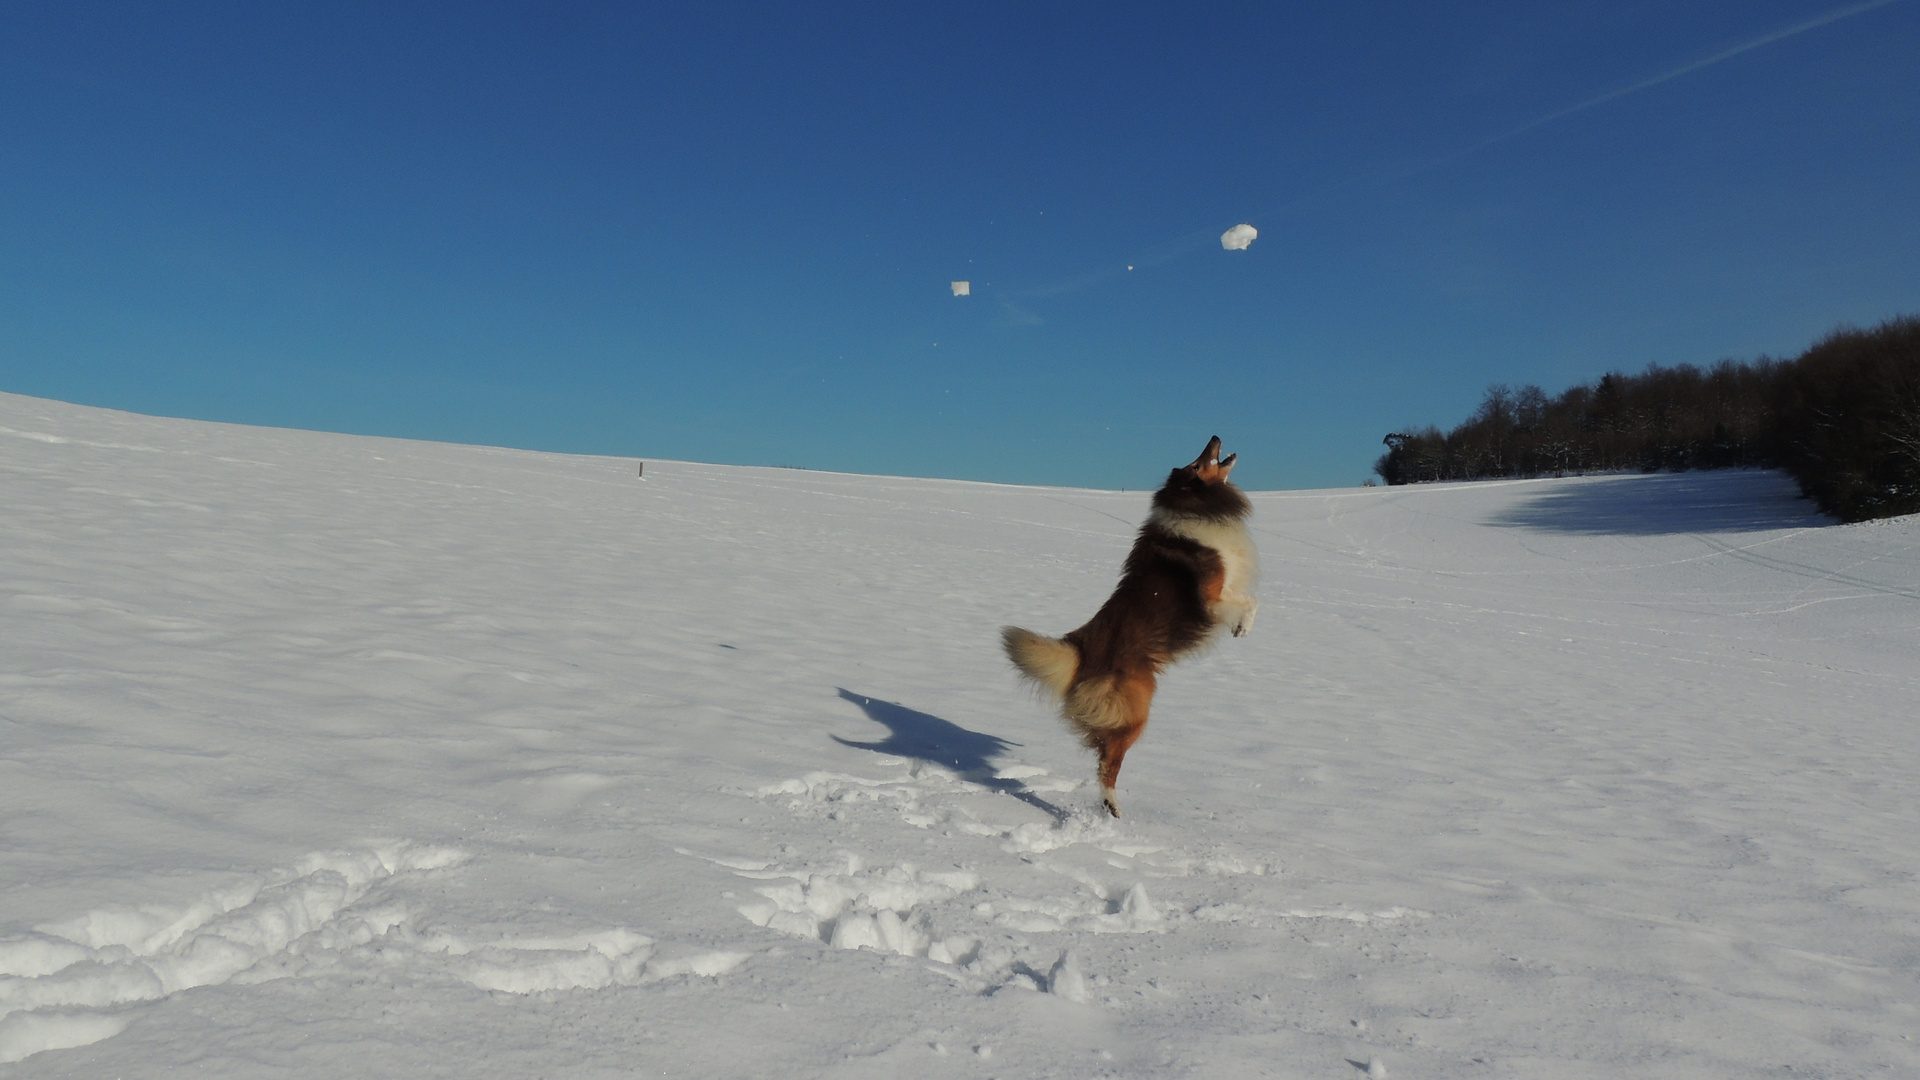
{"left": 1182, "top": 436, "right": 1241, "bottom": 483}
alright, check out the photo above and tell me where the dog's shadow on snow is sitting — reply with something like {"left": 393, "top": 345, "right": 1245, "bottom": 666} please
{"left": 833, "top": 688, "right": 1067, "bottom": 822}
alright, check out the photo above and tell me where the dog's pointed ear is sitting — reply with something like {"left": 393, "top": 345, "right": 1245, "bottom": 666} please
{"left": 1187, "top": 436, "right": 1223, "bottom": 471}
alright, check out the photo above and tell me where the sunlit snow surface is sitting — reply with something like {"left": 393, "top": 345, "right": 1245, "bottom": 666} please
{"left": 3, "top": 390, "right": 1917, "bottom": 1077}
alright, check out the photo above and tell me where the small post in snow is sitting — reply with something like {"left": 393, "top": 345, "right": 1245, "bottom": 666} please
{"left": 638, "top": 462, "right": 645, "bottom": 479}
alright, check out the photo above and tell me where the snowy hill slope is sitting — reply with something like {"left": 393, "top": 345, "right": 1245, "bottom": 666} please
{"left": 2, "top": 390, "right": 1916, "bottom": 1078}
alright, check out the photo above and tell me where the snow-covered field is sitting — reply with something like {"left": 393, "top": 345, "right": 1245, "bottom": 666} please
{"left": 3, "top": 389, "right": 1916, "bottom": 1078}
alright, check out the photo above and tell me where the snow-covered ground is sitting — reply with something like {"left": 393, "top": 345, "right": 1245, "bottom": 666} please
{"left": 2, "top": 389, "right": 1916, "bottom": 1078}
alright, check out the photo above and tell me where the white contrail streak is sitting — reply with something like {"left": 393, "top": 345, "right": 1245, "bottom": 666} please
{"left": 1462, "top": 0, "right": 1906, "bottom": 155}
{"left": 1021, "top": 0, "right": 1908, "bottom": 298}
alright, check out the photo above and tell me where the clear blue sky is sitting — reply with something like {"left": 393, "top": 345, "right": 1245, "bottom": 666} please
{"left": 4, "top": 1, "right": 1916, "bottom": 490}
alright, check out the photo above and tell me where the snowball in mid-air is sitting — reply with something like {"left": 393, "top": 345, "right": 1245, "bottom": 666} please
{"left": 950, "top": 281, "right": 970, "bottom": 296}
{"left": 1221, "top": 223, "right": 1258, "bottom": 250}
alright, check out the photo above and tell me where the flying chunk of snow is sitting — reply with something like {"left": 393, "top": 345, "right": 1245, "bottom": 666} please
{"left": 1220, "top": 223, "right": 1258, "bottom": 250}
{"left": 950, "top": 281, "right": 970, "bottom": 296}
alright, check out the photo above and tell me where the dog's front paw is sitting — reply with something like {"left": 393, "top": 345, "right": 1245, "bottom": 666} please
{"left": 1232, "top": 619, "right": 1249, "bottom": 637}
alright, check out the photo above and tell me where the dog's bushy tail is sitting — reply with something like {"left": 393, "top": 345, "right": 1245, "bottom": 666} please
{"left": 1002, "top": 626, "right": 1078, "bottom": 701}
{"left": 1004, "top": 627, "right": 1132, "bottom": 746}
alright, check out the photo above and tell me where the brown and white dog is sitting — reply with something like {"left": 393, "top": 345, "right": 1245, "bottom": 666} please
{"left": 1003, "top": 436, "right": 1258, "bottom": 817}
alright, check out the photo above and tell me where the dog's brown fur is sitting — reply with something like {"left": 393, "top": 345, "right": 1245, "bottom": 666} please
{"left": 1004, "top": 436, "right": 1258, "bottom": 816}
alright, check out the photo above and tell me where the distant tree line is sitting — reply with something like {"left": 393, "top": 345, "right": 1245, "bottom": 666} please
{"left": 1374, "top": 315, "right": 1920, "bottom": 522}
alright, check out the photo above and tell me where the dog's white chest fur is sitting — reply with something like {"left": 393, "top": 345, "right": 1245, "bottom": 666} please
{"left": 1149, "top": 508, "right": 1260, "bottom": 633}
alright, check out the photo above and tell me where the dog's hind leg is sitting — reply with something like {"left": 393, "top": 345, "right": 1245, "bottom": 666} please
{"left": 1094, "top": 670, "right": 1156, "bottom": 817}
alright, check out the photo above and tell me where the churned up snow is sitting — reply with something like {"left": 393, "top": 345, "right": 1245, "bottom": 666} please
{"left": 1, "top": 390, "right": 1916, "bottom": 1077}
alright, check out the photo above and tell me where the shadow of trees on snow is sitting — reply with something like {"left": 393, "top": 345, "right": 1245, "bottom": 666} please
{"left": 1486, "top": 471, "right": 1830, "bottom": 536}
